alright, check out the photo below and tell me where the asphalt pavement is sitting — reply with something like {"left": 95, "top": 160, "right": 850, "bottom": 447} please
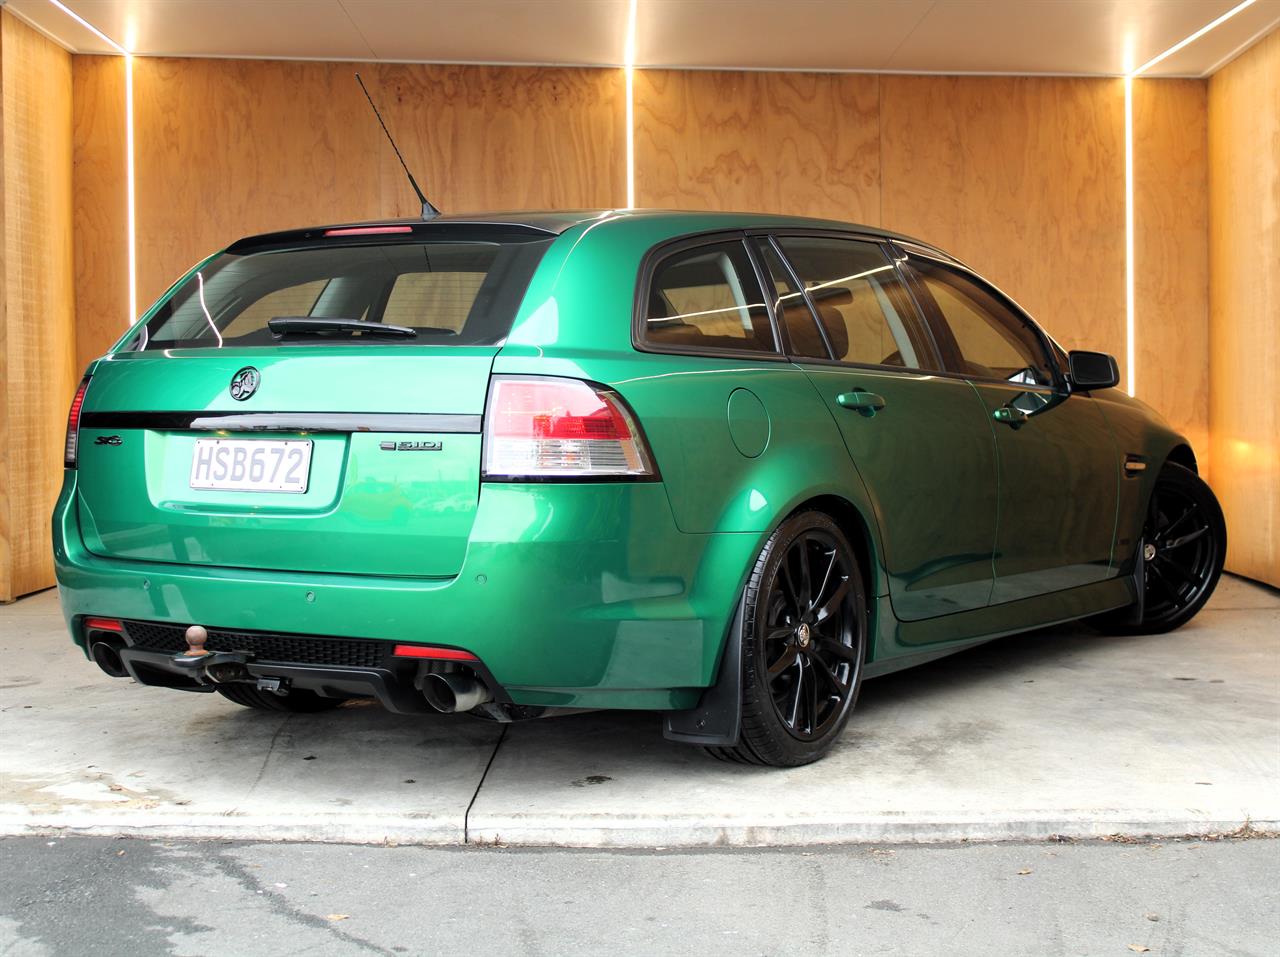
{"left": 2, "top": 835, "right": 1277, "bottom": 956}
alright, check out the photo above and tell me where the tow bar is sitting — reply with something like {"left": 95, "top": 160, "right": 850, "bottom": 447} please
{"left": 168, "top": 624, "right": 289, "bottom": 694}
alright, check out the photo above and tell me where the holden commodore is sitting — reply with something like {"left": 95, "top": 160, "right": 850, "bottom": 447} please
{"left": 54, "top": 210, "right": 1225, "bottom": 766}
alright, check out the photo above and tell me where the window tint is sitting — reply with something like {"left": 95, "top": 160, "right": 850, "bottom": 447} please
{"left": 774, "top": 237, "right": 930, "bottom": 369}
{"left": 907, "top": 260, "right": 1055, "bottom": 386}
{"left": 129, "top": 238, "right": 550, "bottom": 350}
{"left": 754, "top": 241, "right": 828, "bottom": 360}
{"left": 642, "top": 241, "right": 776, "bottom": 354}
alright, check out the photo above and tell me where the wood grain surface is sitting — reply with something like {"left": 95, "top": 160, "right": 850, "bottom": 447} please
{"left": 0, "top": 10, "right": 76, "bottom": 600}
{"left": 634, "top": 69, "right": 879, "bottom": 221}
{"left": 1134, "top": 78, "right": 1210, "bottom": 472}
{"left": 1208, "top": 29, "right": 1279, "bottom": 587}
{"left": 881, "top": 76, "right": 1127, "bottom": 370}
{"left": 71, "top": 54, "right": 128, "bottom": 370}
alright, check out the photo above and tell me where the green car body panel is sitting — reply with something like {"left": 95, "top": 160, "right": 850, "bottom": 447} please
{"left": 53, "top": 210, "right": 1193, "bottom": 714}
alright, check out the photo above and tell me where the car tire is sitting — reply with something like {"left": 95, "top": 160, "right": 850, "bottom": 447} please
{"left": 215, "top": 683, "right": 347, "bottom": 713}
{"left": 709, "top": 510, "right": 867, "bottom": 767}
{"left": 1089, "top": 462, "right": 1226, "bottom": 636}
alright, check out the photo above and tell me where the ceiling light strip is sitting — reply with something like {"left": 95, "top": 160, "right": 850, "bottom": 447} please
{"left": 45, "top": 1, "right": 137, "bottom": 330}
{"left": 1123, "top": 0, "right": 1260, "bottom": 399}
{"left": 624, "top": 0, "right": 638, "bottom": 209}
{"left": 1133, "top": 0, "right": 1260, "bottom": 76}
{"left": 44, "top": 0, "right": 128, "bottom": 54}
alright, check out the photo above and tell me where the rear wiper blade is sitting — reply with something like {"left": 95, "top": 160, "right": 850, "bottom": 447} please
{"left": 268, "top": 317, "right": 418, "bottom": 339}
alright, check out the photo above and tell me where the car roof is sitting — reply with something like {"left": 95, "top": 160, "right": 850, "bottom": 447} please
{"left": 226, "top": 209, "right": 960, "bottom": 263}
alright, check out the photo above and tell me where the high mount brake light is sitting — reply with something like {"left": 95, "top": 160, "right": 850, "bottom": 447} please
{"left": 64, "top": 377, "right": 91, "bottom": 469}
{"left": 483, "top": 376, "right": 657, "bottom": 480}
{"left": 322, "top": 226, "right": 414, "bottom": 237}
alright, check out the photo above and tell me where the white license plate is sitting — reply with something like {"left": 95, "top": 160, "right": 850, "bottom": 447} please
{"left": 189, "top": 438, "right": 313, "bottom": 493}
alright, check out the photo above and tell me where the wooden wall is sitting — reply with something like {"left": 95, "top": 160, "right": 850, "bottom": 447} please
{"left": 1208, "top": 29, "right": 1280, "bottom": 588}
{"left": 637, "top": 71, "right": 1207, "bottom": 457}
{"left": 0, "top": 10, "right": 76, "bottom": 602}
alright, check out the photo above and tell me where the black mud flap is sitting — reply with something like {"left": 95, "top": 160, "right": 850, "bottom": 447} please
{"left": 663, "top": 596, "right": 744, "bottom": 747}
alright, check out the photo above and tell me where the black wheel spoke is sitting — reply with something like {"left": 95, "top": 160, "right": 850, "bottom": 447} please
{"left": 765, "top": 626, "right": 794, "bottom": 644}
{"left": 813, "top": 637, "right": 856, "bottom": 662}
{"left": 780, "top": 553, "right": 804, "bottom": 616}
{"left": 814, "top": 577, "right": 851, "bottom": 624}
{"left": 768, "top": 644, "right": 799, "bottom": 678}
{"left": 1165, "top": 525, "right": 1209, "bottom": 550}
{"left": 1155, "top": 554, "right": 1196, "bottom": 588}
{"left": 794, "top": 538, "right": 812, "bottom": 610}
{"left": 1147, "top": 563, "right": 1181, "bottom": 603}
{"left": 813, "top": 549, "right": 837, "bottom": 612}
{"left": 787, "top": 662, "right": 804, "bottom": 728}
{"left": 811, "top": 654, "right": 848, "bottom": 696}
{"left": 803, "top": 658, "right": 820, "bottom": 733}
{"left": 1160, "top": 506, "right": 1198, "bottom": 540}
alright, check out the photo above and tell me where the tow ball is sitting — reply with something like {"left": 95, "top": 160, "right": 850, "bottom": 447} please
{"left": 169, "top": 624, "right": 287, "bottom": 694}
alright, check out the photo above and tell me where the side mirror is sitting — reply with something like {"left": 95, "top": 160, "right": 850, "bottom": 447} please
{"left": 1067, "top": 350, "right": 1119, "bottom": 391}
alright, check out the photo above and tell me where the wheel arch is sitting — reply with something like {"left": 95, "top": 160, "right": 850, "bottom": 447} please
{"left": 1165, "top": 443, "right": 1198, "bottom": 474}
{"left": 781, "top": 493, "right": 881, "bottom": 616}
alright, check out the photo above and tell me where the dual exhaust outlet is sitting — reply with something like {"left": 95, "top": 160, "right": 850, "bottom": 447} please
{"left": 88, "top": 628, "right": 492, "bottom": 715}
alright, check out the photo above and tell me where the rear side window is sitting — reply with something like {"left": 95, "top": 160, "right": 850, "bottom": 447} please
{"left": 641, "top": 241, "right": 776, "bottom": 355}
{"left": 774, "top": 237, "right": 933, "bottom": 370}
{"left": 128, "top": 238, "right": 551, "bottom": 350}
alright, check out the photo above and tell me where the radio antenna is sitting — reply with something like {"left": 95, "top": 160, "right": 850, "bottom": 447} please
{"left": 355, "top": 73, "right": 440, "bottom": 220}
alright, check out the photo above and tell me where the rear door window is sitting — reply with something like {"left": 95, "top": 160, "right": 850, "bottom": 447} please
{"left": 129, "top": 237, "right": 551, "bottom": 350}
{"left": 772, "top": 237, "right": 937, "bottom": 370}
{"left": 640, "top": 240, "right": 777, "bottom": 355}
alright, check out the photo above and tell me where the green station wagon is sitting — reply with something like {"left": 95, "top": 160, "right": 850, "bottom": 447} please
{"left": 54, "top": 210, "right": 1225, "bottom": 766}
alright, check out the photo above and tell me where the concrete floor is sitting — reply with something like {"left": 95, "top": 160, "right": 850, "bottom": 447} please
{"left": 1, "top": 576, "right": 1277, "bottom": 847}
{"left": 4, "top": 836, "right": 1278, "bottom": 956}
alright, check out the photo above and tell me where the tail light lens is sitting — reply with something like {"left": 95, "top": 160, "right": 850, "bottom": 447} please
{"left": 483, "top": 376, "right": 657, "bottom": 480}
{"left": 64, "top": 377, "right": 91, "bottom": 468}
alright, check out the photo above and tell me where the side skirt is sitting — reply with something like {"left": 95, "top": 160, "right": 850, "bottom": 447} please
{"left": 864, "top": 576, "right": 1136, "bottom": 679}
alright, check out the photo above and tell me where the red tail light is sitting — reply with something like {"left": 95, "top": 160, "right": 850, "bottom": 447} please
{"left": 392, "top": 644, "right": 477, "bottom": 661}
{"left": 483, "top": 376, "right": 657, "bottom": 480}
{"left": 84, "top": 617, "right": 124, "bottom": 633}
{"left": 64, "top": 377, "right": 91, "bottom": 468}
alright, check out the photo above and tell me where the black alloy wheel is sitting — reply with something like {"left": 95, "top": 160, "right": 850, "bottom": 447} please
{"left": 709, "top": 510, "right": 866, "bottom": 767}
{"left": 1091, "top": 462, "right": 1226, "bottom": 635}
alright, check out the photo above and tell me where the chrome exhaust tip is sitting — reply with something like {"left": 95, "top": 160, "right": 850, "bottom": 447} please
{"left": 422, "top": 672, "right": 492, "bottom": 714}
{"left": 90, "top": 638, "right": 129, "bottom": 678}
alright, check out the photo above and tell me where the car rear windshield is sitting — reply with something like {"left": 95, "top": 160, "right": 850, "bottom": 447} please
{"left": 125, "top": 235, "right": 553, "bottom": 350}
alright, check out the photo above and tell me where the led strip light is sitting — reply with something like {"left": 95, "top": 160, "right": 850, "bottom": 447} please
{"left": 45, "top": 0, "right": 136, "bottom": 327}
{"left": 1123, "top": 0, "right": 1260, "bottom": 396}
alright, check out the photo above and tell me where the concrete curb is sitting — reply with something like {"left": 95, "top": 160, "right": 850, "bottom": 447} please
{"left": 4, "top": 807, "right": 1275, "bottom": 848}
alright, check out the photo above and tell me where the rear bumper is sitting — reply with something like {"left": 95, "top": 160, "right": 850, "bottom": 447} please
{"left": 53, "top": 474, "right": 760, "bottom": 710}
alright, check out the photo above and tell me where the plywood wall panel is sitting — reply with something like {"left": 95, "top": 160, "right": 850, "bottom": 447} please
{"left": 881, "top": 76, "right": 1127, "bottom": 370}
{"left": 132, "top": 57, "right": 383, "bottom": 310}
{"left": 1134, "top": 78, "right": 1210, "bottom": 473}
{"left": 634, "top": 69, "right": 880, "bottom": 222}
{"left": 1208, "top": 29, "right": 1280, "bottom": 587}
{"left": 373, "top": 64, "right": 626, "bottom": 217}
{"left": 0, "top": 10, "right": 76, "bottom": 600}
{"left": 72, "top": 55, "right": 127, "bottom": 368}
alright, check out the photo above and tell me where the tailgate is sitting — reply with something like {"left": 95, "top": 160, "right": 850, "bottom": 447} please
{"left": 75, "top": 349, "right": 494, "bottom": 578}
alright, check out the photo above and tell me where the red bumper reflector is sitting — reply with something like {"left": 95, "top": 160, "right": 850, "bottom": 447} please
{"left": 84, "top": 617, "right": 124, "bottom": 632}
{"left": 323, "top": 225, "right": 413, "bottom": 237}
{"left": 392, "top": 644, "right": 477, "bottom": 661}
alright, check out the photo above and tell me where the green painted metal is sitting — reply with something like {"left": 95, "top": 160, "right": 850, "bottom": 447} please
{"left": 54, "top": 209, "right": 1195, "bottom": 710}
